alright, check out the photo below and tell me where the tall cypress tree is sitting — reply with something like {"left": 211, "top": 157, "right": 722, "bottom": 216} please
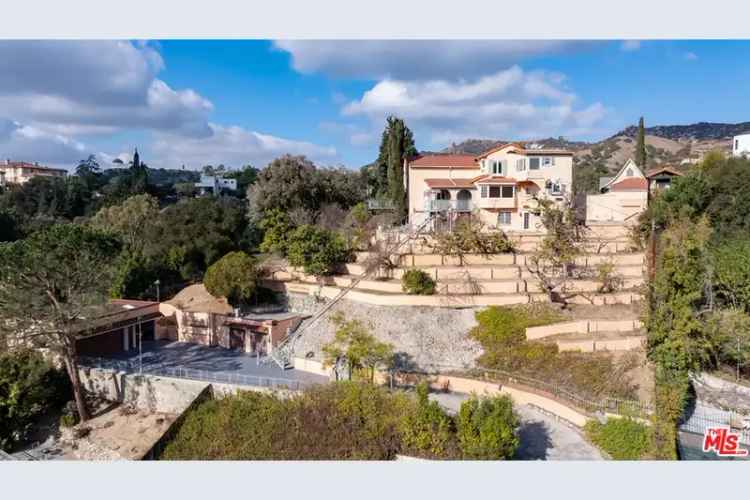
{"left": 636, "top": 116, "right": 647, "bottom": 167}
{"left": 374, "top": 116, "right": 416, "bottom": 220}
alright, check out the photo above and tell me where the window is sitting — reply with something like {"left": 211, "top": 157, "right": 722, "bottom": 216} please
{"left": 491, "top": 160, "right": 504, "bottom": 175}
{"left": 480, "top": 185, "right": 488, "bottom": 198}
{"left": 497, "top": 212, "right": 511, "bottom": 225}
{"left": 529, "top": 157, "right": 540, "bottom": 170}
{"left": 501, "top": 185, "right": 514, "bottom": 198}
{"left": 542, "top": 157, "right": 555, "bottom": 167}
{"left": 489, "top": 186, "right": 501, "bottom": 198}
{"left": 626, "top": 168, "right": 634, "bottom": 177}
{"left": 516, "top": 158, "right": 526, "bottom": 171}
{"left": 482, "top": 184, "right": 514, "bottom": 198}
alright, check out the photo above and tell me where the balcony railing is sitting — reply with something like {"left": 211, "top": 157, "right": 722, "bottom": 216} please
{"left": 367, "top": 199, "right": 396, "bottom": 210}
{"left": 425, "top": 199, "right": 473, "bottom": 212}
{"left": 475, "top": 197, "right": 516, "bottom": 209}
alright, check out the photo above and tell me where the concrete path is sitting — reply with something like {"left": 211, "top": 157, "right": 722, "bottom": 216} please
{"left": 429, "top": 392, "right": 603, "bottom": 460}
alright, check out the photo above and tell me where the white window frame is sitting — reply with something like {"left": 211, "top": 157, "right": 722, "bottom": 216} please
{"left": 501, "top": 185, "right": 514, "bottom": 198}
{"left": 480, "top": 185, "right": 488, "bottom": 198}
{"left": 516, "top": 158, "right": 526, "bottom": 171}
{"left": 497, "top": 212, "right": 512, "bottom": 226}
{"left": 529, "top": 157, "right": 540, "bottom": 170}
{"left": 542, "top": 156, "right": 555, "bottom": 167}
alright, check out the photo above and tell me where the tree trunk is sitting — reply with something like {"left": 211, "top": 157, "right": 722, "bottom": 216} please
{"left": 63, "top": 348, "right": 90, "bottom": 422}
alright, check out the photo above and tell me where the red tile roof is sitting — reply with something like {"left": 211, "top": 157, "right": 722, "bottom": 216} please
{"left": 424, "top": 178, "right": 476, "bottom": 189}
{"left": 610, "top": 177, "right": 648, "bottom": 191}
{"left": 409, "top": 154, "right": 478, "bottom": 168}
{"left": 475, "top": 143, "right": 525, "bottom": 159}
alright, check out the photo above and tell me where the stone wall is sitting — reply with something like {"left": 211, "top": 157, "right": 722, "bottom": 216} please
{"left": 285, "top": 293, "right": 482, "bottom": 369}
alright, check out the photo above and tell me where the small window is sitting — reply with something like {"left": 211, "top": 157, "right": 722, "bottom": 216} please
{"left": 492, "top": 160, "right": 504, "bottom": 175}
{"left": 501, "top": 185, "right": 514, "bottom": 198}
{"left": 542, "top": 157, "right": 555, "bottom": 167}
{"left": 497, "top": 212, "right": 511, "bottom": 225}
{"left": 626, "top": 168, "right": 634, "bottom": 177}
{"left": 529, "top": 157, "right": 540, "bottom": 170}
{"left": 489, "top": 186, "right": 501, "bottom": 198}
{"left": 480, "top": 185, "right": 488, "bottom": 198}
{"left": 516, "top": 158, "right": 526, "bottom": 171}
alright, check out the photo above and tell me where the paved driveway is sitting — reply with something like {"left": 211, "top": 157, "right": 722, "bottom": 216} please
{"left": 105, "top": 341, "right": 329, "bottom": 385}
{"left": 429, "top": 392, "right": 603, "bottom": 460}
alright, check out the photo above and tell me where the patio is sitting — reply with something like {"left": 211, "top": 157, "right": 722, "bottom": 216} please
{"left": 88, "top": 340, "right": 329, "bottom": 387}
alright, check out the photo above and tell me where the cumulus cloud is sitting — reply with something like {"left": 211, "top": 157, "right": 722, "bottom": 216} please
{"left": 341, "top": 66, "right": 607, "bottom": 144}
{"left": 0, "top": 118, "right": 86, "bottom": 167}
{"left": 150, "top": 123, "right": 338, "bottom": 169}
{"left": 0, "top": 41, "right": 212, "bottom": 137}
{"left": 274, "top": 40, "right": 594, "bottom": 80}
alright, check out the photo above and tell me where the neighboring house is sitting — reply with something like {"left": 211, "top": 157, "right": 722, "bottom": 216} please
{"left": 75, "top": 299, "right": 167, "bottom": 357}
{"left": 0, "top": 160, "right": 66, "bottom": 185}
{"left": 586, "top": 159, "right": 648, "bottom": 224}
{"left": 158, "top": 284, "right": 307, "bottom": 356}
{"left": 406, "top": 143, "right": 573, "bottom": 232}
{"left": 194, "top": 174, "right": 237, "bottom": 195}
{"left": 646, "top": 166, "right": 684, "bottom": 192}
{"left": 733, "top": 133, "right": 750, "bottom": 157}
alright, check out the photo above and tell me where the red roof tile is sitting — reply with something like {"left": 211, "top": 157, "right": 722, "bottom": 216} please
{"left": 645, "top": 166, "right": 683, "bottom": 178}
{"left": 473, "top": 175, "right": 518, "bottom": 185}
{"left": 409, "top": 154, "right": 478, "bottom": 168}
{"left": 610, "top": 178, "right": 648, "bottom": 191}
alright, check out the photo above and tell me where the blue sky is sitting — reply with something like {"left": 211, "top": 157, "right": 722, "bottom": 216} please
{"left": 0, "top": 40, "right": 748, "bottom": 170}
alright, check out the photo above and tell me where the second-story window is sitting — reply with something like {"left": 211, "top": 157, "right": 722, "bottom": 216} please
{"left": 482, "top": 184, "right": 515, "bottom": 198}
{"left": 542, "top": 157, "right": 555, "bottom": 167}
{"left": 516, "top": 158, "right": 526, "bottom": 171}
{"left": 529, "top": 157, "right": 540, "bottom": 170}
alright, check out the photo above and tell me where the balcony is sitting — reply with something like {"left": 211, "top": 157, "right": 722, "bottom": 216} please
{"left": 425, "top": 199, "right": 473, "bottom": 212}
{"left": 366, "top": 199, "right": 396, "bottom": 210}
{"left": 475, "top": 197, "right": 516, "bottom": 210}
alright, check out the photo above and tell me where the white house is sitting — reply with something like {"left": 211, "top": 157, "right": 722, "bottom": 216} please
{"left": 586, "top": 159, "right": 648, "bottom": 224}
{"left": 733, "top": 134, "right": 750, "bottom": 157}
{"left": 406, "top": 143, "right": 573, "bottom": 232}
{"left": 195, "top": 174, "right": 238, "bottom": 195}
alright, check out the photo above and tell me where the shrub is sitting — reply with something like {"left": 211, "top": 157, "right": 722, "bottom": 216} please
{"left": 161, "top": 382, "right": 407, "bottom": 460}
{"left": 322, "top": 313, "right": 394, "bottom": 382}
{"left": 428, "top": 217, "right": 514, "bottom": 265}
{"left": 0, "top": 350, "right": 71, "bottom": 449}
{"left": 286, "top": 224, "right": 350, "bottom": 276}
{"left": 596, "top": 260, "right": 625, "bottom": 294}
{"left": 585, "top": 417, "right": 651, "bottom": 460}
{"left": 457, "top": 395, "right": 519, "bottom": 459}
{"left": 401, "top": 269, "right": 436, "bottom": 295}
{"left": 259, "top": 209, "right": 295, "bottom": 256}
{"left": 203, "top": 251, "right": 259, "bottom": 305}
{"left": 399, "top": 383, "right": 459, "bottom": 459}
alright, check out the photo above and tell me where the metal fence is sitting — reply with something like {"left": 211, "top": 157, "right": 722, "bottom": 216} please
{"left": 680, "top": 408, "right": 750, "bottom": 445}
{"left": 79, "top": 356, "right": 313, "bottom": 391}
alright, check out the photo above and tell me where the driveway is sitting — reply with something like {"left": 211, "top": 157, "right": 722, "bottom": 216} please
{"left": 101, "top": 340, "right": 329, "bottom": 385}
{"left": 429, "top": 392, "right": 603, "bottom": 460}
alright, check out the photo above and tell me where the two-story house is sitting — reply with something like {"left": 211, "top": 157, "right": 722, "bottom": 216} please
{"left": 0, "top": 160, "right": 67, "bottom": 187}
{"left": 406, "top": 143, "right": 573, "bottom": 232}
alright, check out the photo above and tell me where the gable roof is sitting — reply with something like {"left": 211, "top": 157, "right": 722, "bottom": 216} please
{"left": 472, "top": 175, "right": 519, "bottom": 185}
{"left": 646, "top": 166, "right": 684, "bottom": 178}
{"left": 610, "top": 177, "right": 648, "bottom": 191}
{"left": 475, "top": 143, "right": 526, "bottom": 159}
{"left": 409, "top": 154, "right": 478, "bottom": 168}
{"left": 424, "top": 178, "right": 476, "bottom": 189}
{"left": 600, "top": 158, "right": 645, "bottom": 192}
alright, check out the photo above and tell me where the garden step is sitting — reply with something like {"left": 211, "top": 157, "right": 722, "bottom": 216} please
{"left": 525, "top": 319, "right": 643, "bottom": 340}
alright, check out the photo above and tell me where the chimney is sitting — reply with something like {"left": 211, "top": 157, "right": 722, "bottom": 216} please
{"left": 4, "top": 159, "right": 9, "bottom": 166}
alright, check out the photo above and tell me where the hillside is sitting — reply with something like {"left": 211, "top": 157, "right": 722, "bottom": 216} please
{"left": 438, "top": 121, "right": 743, "bottom": 193}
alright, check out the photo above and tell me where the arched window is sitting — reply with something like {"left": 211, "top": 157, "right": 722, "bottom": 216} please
{"left": 456, "top": 189, "right": 472, "bottom": 201}
{"left": 436, "top": 189, "right": 451, "bottom": 200}
{"left": 626, "top": 168, "right": 634, "bottom": 177}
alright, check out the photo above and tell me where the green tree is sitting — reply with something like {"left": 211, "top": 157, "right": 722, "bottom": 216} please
{"left": 399, "top": 382, "right": 458, "bottom": 458}
{"left": 374, "top": 116, "right": 416, "bottom": 220}
{"left": 457, "top": 395, "right": 519, "bottom": 460}
{"left": 75, "top": 154, "right": 102, "bottom": 191}
{"left": 203, "top": 251, "right": 259, "bottom": 306}
{"left": 712, "top": 238, "right": 750, "bottom": 310}
{"left": 286, "top": 224, "right": 350, "bottom": 276}
{"left": 636, "top": 116, "right": 647, "bottom": 167}
{"left": 224, "top": 164, "right": 259, "bottom": 196}
{"left": 90, "top": 193, "right": 159, "bottom": 256}
{"left": 0, "top": 224, "right": 121, "bottom": 421}
{"left": 0, "top": 350, "right": 70, "bottom": 449}
{"left": 322, "top": 312, "right": 394, "bottom": 382}
{"left": 259, "top": 209, "right": 295, "bottom": 255}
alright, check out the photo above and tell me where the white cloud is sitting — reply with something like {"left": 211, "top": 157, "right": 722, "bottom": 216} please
{"left": 0, "top": 41, "right": 212, "bottom": 137}
{"left": 684, "top": 51, "right": 699, "bottom": 61}
{"left": 341, "top": 66, "right": 606, "bottom": 145}
{"left": 0, "top": 118, "right": 86, "bottom": 168}
{"left": 274, "top": 40, "right": 594, "bottom": 80}
{"left": 150, "top": 123, "right": 338, "bottom": 169}
{"left": 620, "top": 40, "right": 641, "bottom": 51}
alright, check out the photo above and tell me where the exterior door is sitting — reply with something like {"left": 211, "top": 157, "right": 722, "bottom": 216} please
{"left": 229, "top": 328, "right": 245, "bottom": 350}
{"left": 523, "top": 212, "right": 530, "bottom": 230}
